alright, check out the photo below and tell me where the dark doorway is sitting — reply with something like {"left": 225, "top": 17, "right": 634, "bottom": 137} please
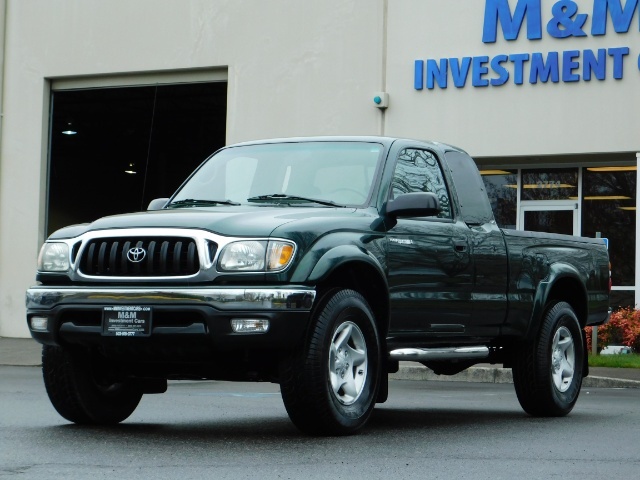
{"left": 47, "top": 82, "right": 227, "bottom": 235}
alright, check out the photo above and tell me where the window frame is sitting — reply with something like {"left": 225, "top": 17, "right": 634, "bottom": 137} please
{"left": 387, "top": 147, "right": 454, "bottom": 222}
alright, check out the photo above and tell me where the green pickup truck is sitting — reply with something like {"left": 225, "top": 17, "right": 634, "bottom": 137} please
{"left": 26, "top": 136, "right": 610, "bottom": 435}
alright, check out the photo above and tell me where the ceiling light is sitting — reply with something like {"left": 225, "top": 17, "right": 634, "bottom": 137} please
{"left": 522, "top": 183, "right": 575, "bottom": 189}
{"left": 504, "top": 184, "right": 575, "bottom": 189}
{"left": 583, "top": 196, "right": 632, "bottom": 200}
{"left": 62, "top": 122, "right": 77, "bottom": 135}
{"left": 479, "top": 170, "right": 514, "bottom": 175}
{"left": 587, "top": 166, "right": 637, "bottom": 172}
{"left": 619, "top": 207, "right": 636, "bottom": 211}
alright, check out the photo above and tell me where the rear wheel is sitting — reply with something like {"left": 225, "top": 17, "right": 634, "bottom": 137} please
{"left": 42, "top": 345, "right": 142, "bottom": 424}
{"left": 512, "top": 301, "right": 584, "bottom": 416}
{"left": 280, "top": 289, "right": 381, "bottom": 435}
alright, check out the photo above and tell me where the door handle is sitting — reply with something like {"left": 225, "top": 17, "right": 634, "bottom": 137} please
{"left": 453, "top": 240, "right": 468, "bottom": 252}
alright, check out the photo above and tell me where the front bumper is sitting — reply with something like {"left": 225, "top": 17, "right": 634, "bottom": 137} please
{"left": 26, "top": 285, "right": 316, "bottom": 352}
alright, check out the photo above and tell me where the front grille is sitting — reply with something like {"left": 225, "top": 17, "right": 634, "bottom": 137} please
{"left": 79, "top": 237, "right": 203, "bottom": 277}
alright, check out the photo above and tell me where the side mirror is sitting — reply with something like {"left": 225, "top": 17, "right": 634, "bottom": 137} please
{"left": 147, "top": 198, "right": 170, "bottom": 211}
{"left": 386, "top": 192, "right": 441, "bottom": 218}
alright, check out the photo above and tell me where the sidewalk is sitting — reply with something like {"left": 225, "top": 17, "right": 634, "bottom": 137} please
{"left": 1, "top": 337, "right": 42, "bottom": 367}
{"left": 2, "top": 337, "right": 640, "bottom": 388}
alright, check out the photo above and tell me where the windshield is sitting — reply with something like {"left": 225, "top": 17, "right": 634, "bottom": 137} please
{"left": 170, "top": 141, "right": 384, "bottom": 207}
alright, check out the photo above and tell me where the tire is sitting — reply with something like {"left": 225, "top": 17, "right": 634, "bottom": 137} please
{"left": 280, "top": 288, "right": 381, "bottom": 435}
{"left": 42, "top": 345, "right": 143, "bottom": 424}
{"left": 512, "top": 301, "right": 584, "bottom": 417}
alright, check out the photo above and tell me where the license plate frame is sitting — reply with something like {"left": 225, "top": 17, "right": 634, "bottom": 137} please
{"left": 102, "top": 306, "right": 152, "bottom": 337}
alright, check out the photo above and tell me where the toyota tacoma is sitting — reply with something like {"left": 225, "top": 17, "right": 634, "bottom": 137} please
{"left": 26, "top": 136, "right": 610, "bottom": 435}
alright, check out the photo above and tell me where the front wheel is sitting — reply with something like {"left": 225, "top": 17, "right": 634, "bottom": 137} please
{"left": 512, "top": 301, "right": 584, "bottom": 416}
{"left": 42, "top": 345, "right": 143, "bottom": 424}
{"left": 280, "top": 289, "right": 381, "bottom": 435}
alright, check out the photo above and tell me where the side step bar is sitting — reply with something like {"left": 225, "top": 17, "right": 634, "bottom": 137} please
{"left": 389, "top": 346, "right": 489, "bottom": 362}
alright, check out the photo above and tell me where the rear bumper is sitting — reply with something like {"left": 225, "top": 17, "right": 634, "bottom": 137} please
{"left": 26, "top": 285, "right": 315, "bottom": 352}
{"left": 586, "top": 308, "right": 612, "bottom": 327}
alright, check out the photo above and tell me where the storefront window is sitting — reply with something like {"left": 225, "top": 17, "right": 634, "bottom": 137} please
{"left": 521, "top": 168, "right": 578, "bottom": 201}
{"left": 479, "top": 170, "right": 517, "bottom": 229}
{"left": 610, "top": 290, "right": 636, "bottom": 310}
{"left": 582, "top": 167, "right": 636, "bottom": 287}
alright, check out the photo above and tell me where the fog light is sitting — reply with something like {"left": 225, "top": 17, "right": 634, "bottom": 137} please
{"left": 30, "top": 316, "right": 48, "bottom": 331}
{"left": 230, "top": 318, "right": 270, "bottom": 334}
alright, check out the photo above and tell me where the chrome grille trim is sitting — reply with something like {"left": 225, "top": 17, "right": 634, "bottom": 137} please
{"left": 80, "top": 237, "right": 202, "bottom": 277}
{"left": 40, "top": 228, "right": 293, "bottom": 283}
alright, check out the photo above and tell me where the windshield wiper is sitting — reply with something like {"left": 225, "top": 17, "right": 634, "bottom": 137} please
{"left": 247, "top": 194, "right": 343, "bottom": 207}
{"left": 167, "top": 198, "right": 241, "bottom": 208}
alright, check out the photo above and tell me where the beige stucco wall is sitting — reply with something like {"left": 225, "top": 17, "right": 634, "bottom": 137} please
{"left": 1, "top": 0, "right": 639, "bottom": 337}
{"left": 0, "top": 0, "right": 385, "bottom": 337}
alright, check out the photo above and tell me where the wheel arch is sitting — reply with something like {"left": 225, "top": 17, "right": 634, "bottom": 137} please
{"left": 309, "top": 253, "right": 389, "bottom": 341}
{"left": 527, "top": 264, "right": 589, "bottom": 340}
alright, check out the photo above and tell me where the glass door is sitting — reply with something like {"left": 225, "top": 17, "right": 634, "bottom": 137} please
{"left": 520, "top": 202, "right": 579, "bottom": 236}
{"left": 518, "top": 168, "right": 580, "bottom": 236}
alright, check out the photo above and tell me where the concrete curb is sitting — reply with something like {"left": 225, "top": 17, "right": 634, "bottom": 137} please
{"left": 3, "top": 338, "right": 640, "bottom": 388}
{"left": 391, "top": 363, "right": 640, "bottom": 388}
{"left": 391, "top": 365, "right": 515, "bottom": 384}
{"left": 581, "top": 376, "right": 640, "bottom": 388}
{"left": 8, "top": 362, "right": 640, "bottom": 388}
{"left": 0, "top": 338, "right": 42, "bottom": 367}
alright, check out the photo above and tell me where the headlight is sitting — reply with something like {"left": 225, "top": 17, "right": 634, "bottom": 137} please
{"left": 219, "top": 241, "right": 266, "bottom": 271}
{"left": 218, "top": 240, "right": 295, "bottom": 272}
{"left": 37, "top": 242, "right": 70, "bottom": 272}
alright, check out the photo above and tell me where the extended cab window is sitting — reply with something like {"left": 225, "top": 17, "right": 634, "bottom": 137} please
{"left": 391, "top": 148, "right": 452, "bottom": 219}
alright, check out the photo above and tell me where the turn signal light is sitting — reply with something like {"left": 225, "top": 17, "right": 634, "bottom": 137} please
{"left": 267, "top": 242, "right": 294, "bottom": 271}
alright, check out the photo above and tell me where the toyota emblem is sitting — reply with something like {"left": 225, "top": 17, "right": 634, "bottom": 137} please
{"left": 127, "top": 247, "right": 147, "bottom": 263}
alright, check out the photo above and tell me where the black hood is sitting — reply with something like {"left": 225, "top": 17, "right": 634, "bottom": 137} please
{"left": 48, "top": 205, "right": 365, "bottom": 240}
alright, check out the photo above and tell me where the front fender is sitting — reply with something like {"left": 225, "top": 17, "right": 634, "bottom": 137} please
{"left": 290, "top": 236, "right": 386, "bottom": 285}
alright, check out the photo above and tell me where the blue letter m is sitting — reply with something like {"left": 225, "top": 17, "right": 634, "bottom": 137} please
{"left": 483, "top": 0, "right": 542, "bottom": 43}
{"left": 592, "top": 0, "right": 639, "bottom": 35}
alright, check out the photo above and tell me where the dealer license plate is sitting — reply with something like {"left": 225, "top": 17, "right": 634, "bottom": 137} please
{"left": 102, "top": 306, "right": 152, "bottom": 337}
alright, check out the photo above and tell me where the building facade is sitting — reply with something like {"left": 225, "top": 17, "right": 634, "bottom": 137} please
{"left": 1, "top": 0, "right": 638, "bottom": 337}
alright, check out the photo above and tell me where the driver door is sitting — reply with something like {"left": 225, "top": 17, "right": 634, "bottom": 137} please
{"left": 386, "top": 148, "right": 474, "bottom": 342}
